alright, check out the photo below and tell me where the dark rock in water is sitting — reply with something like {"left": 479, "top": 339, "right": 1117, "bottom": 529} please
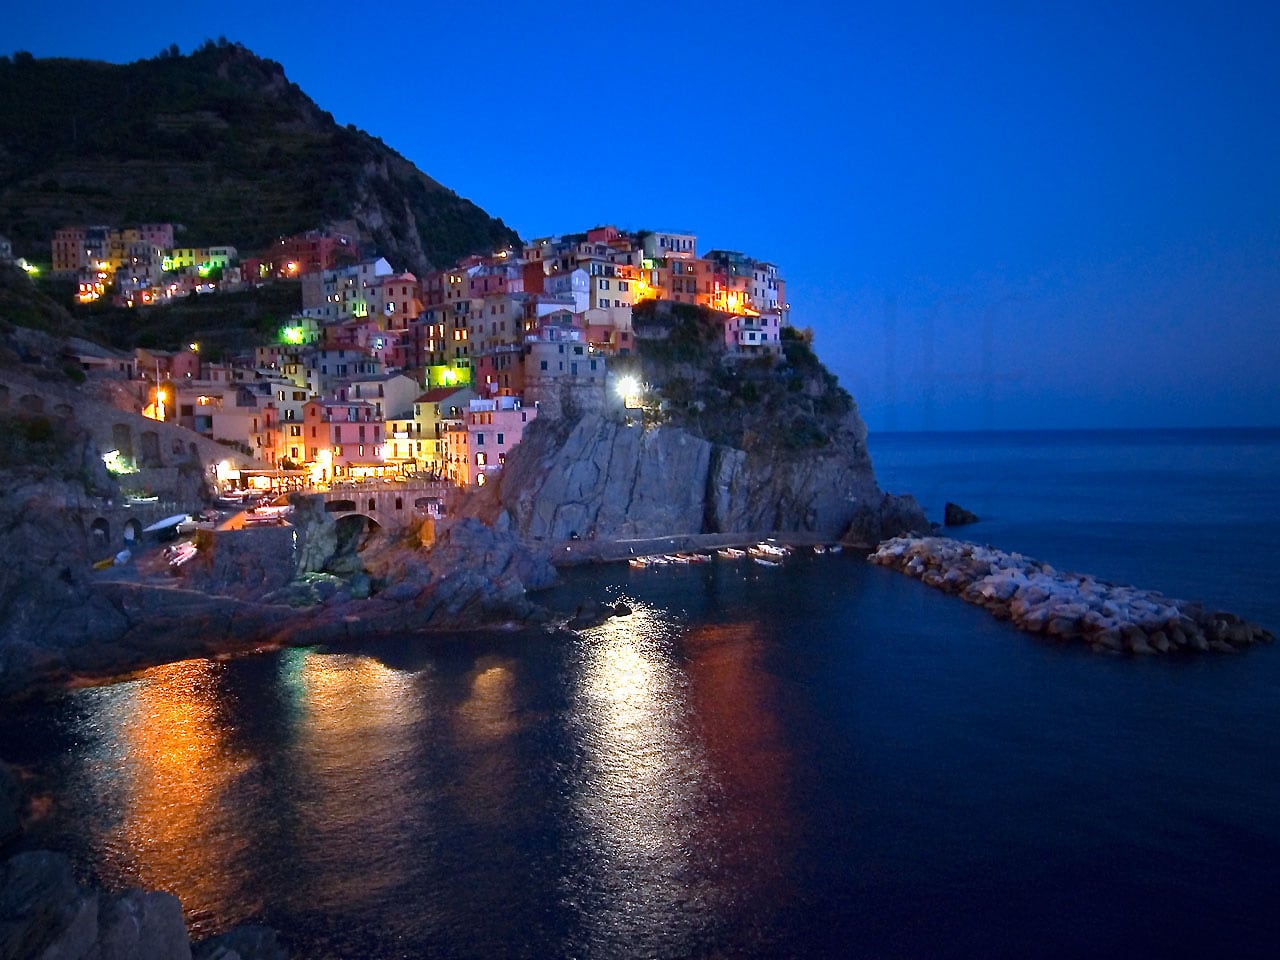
{"left": 842, "top": 492, "right": 931, "bottom": 548}
{"left": 194, "top": 924, "right": 290, "bottom": 960}
{"left": 0, "top": 762, "right": 20, "bottom": 847}
{"left": 566, "top": 600, "right": 611, "bottom": 631}
{"left": 565, "top": 598, "right": 634, "bottom": 631}
{"left": 944, "top": 501, "right": 980, "bottom": 526}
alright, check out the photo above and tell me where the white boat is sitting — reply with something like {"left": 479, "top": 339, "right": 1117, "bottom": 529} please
{"left": 164, "top": 541, "right": 198, "bottom": 567}
{"left": 717, "top": 547, "right": 746, "bottom": 559}
{"left": 142, "top": 513, "right": 189, "bottom": 534}
{"left": 753, "top": 556, "right": 781, "bottom": 568}
{"left": 628, "top": 557, "right": 648, "bottom": 569}
{"left": 754, "top": 542, "right": 790, "bottom": 558}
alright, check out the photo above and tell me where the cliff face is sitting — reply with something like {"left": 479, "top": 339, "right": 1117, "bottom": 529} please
{"left": 496, "top": 412, "right": 902, "bottom": 541}
{"left": 496, "top": 306, "right": 927, "bottom": 545}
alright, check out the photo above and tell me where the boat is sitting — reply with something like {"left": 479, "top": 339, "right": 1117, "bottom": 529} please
{"left": 754, "top": 542, "right": 790, "bottom": 558}
{"left": 142, "top": 513, "right": 189, "bottom": 534}
{"left": 753, "top": 556, "right": 781, "bottom": 568}
{"left": 717, "top": 547, "right": 746, "bottom": 559}
{"left": 666, "top": 554, "right": 690, "bottom": 564}
{"left": 163, "top": 541, "right": 198, "bottom": 567}
{"left": 829, "top": 545, "right": 843, "bottom": 554}
{"left": 628, "top": 557, "right": 648, "bottom": 569}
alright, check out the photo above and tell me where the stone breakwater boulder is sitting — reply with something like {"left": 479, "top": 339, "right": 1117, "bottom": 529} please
{"left": 869, "top": 537, "right": 1274, "bottom": 655}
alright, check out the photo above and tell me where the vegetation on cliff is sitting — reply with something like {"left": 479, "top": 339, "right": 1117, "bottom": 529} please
{"left": 631, "top": 300, "right": 857, "bottom": 451}
{"left": 0, "top": 41, "right": 519, "bottom": 272}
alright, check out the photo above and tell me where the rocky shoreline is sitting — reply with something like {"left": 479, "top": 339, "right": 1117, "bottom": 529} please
{"left": 870, "top": 537, "right": 1274, "bottom": 655}
{"left": 0, "top": 762, "right": 288, "bottom": 960}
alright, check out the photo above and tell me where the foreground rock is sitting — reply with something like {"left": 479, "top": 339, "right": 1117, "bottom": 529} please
{"left": 870, "top": 537, "right": 1274, "bottom": 655}
{"left": 0, "top": 851, "right": 286, "bottom": 960}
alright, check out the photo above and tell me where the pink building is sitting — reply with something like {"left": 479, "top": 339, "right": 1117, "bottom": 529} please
{"left": 442, "top": 396, "right": 537, "bottom": 488}
{"left": 302, "top": 398, "right": 385, "bottom": 480}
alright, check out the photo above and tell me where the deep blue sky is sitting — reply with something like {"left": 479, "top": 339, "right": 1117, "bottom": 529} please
{"left": 9, "top": 1, "right": 1279, "bottom": 430}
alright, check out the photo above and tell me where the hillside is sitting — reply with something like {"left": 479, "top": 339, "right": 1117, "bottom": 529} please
{"left": 0, "top": 42, "right": 519, "bottom": 271}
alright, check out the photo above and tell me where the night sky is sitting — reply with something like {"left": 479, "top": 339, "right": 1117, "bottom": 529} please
{"left": 9, "top": 1, "right": 1279, "bottom": 431}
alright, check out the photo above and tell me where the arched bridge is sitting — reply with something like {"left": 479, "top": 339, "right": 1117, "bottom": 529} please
{"left": 319, "top": 481, "right": 455, "bottom": 531}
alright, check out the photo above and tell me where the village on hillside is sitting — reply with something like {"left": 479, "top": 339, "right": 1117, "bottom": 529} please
{"left": 16, "top": 222, "right": 791, "bottom": 496}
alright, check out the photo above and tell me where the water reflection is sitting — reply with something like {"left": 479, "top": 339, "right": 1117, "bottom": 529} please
{"left": 86, "top": 659, "right": 261, "bottom": 926}
{"left": 281, "top": 649, "right": 422, "bottom": 915}
{"left": 569, "top": 601, "right": 715, "bottom": 948}
{"left": 683, "top": 621, "right": 796, "bottom": 907}
{"left": 452, "top": 658, "right": 522, "bottom": 829}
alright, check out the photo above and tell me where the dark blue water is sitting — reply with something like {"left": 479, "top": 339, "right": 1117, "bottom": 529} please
{"left": 3, "top": 429, "right": 1279, "bottom": 959}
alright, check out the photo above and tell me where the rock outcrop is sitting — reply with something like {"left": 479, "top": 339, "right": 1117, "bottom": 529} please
{"left": 944, "top": 501, "right": 980, "bottom": 526}
{"left": 0, "top": 850, "right": 287, "bottom": 960}
{"left": 496, "top": 413, "right": 927, "bottom": 544}
{"left": 870, "top": 537, "right": 1274, "bottom": 654}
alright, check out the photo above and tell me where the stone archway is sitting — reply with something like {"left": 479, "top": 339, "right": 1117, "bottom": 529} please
{"left": 90, "top": 517, "right": 110, "bottom": 547}
{"left": 123, "top": 518, "right": 142, "bottom": 545}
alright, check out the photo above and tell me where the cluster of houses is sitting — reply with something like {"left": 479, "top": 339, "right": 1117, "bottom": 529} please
{"left": 63, "top": 224, "right": 791, "bottom": 491}
{"left": 49, "top": 223, "right": 368, "bottom": 306}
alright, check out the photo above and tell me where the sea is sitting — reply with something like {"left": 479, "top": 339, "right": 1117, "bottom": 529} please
{"left": 3, "top": 428, "right": 1279, "bottom": 959}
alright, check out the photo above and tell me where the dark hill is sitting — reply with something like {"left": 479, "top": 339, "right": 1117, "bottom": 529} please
{"left": 0, "top": 41, "right": 519, "bottom": 271}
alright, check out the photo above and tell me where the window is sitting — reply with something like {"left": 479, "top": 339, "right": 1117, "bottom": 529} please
{"left": 599, "top": 299, "right": 609, "bottom": 308}
{"left": 476, "top": 452, "right": 487, "bottom": 466}
{"left": 476, "top": 433, "right": 485, "bottom": 445}
{"left": 540, "top": 360, "right": 548, "bottom": 370}
{"left": 618, "top": 281, "right": 628, "bottom": 291}
{"left": 497, "top": 433, "right": 504, "bottom": 445}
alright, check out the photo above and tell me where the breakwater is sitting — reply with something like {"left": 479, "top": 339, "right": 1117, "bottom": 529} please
{"left": 869, "top": 537, "right": 1273, "bottom": 654}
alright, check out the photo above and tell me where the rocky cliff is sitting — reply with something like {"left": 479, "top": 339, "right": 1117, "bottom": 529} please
{"left": 495, "top": 412, "right": 919, "bottom": 542}
{"left": 494, "top": 307, "right": 927, "bottom": 546}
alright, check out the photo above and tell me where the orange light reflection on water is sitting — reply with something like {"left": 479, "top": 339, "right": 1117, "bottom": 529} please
{"left": 683, "top": 620, "right": 796, "bottom": 899}
{"left": 94, "top": 659, "right": 261, "bottom": 925}
{"left": 285, "top": 651, "right": 421, "bottom": 914}
{"left": 450, "top": 659, "right": 522, "bottom": 827}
